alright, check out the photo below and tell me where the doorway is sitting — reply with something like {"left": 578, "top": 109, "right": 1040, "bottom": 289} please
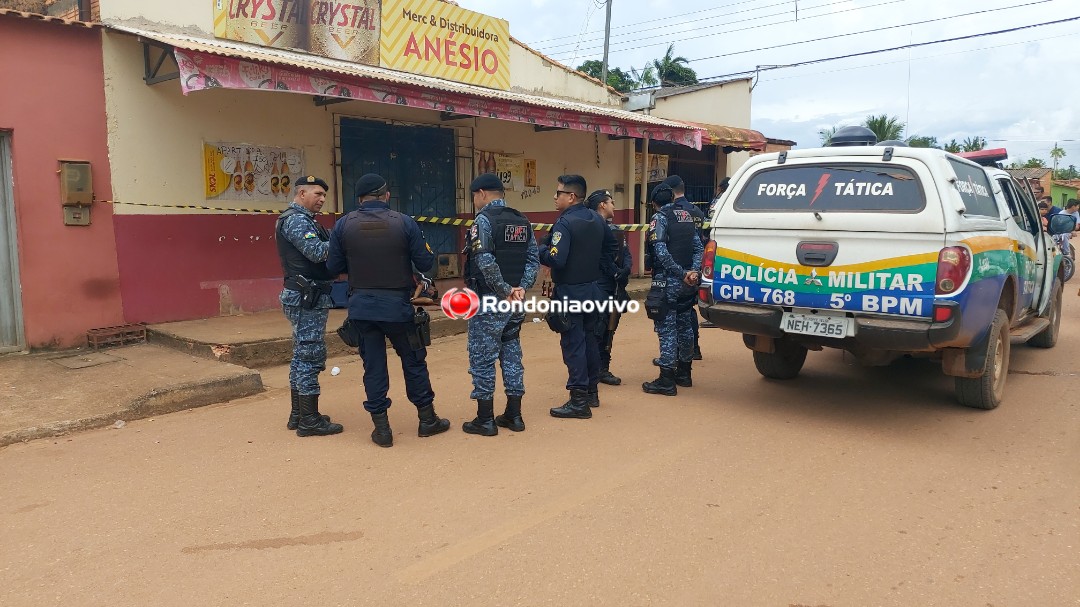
{"left": 0, "top": 132, "right": 25, "bottom": 352}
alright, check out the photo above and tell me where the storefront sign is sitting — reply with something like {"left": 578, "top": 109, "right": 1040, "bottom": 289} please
{"left": 380, "top": 0, "right": 509, "bottom": 90}
{"left": 635, "top": 153, "right": 670, "bottom": 182}
{"left": 213, "top": 0, "right": 508, "bottom": 89}
{"left": 204, "top": 142, "right": 305, "bottom": 201}
{"left": 177, "top": 49, "right": 703, "bottom": 149}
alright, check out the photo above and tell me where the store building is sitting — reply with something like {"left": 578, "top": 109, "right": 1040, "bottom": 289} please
{"left": 4, "top": 0, "right": 782, "bottom": 348}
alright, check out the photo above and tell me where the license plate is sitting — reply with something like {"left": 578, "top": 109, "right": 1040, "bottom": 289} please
{"left": 781, "top": 311, "right": 853, "bottom": 338}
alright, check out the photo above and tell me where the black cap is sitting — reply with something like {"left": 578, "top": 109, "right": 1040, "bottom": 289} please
{"left": 296, "top": 175, "right": 329, "bottom": 190}
{"left": 584, "top": 189, "right": 611, "bottom": 210}
{"left": 661, "top": 175, "right": 684, "bottom": 190}
{"left": 355, "top": 173, "right": 387, "bottom": 198}
{"left": 470, "top": 173, "right": 504, "bottom": 192}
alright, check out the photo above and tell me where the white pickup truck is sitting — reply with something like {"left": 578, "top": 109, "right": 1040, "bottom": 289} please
{"left": 699, "top": 143, "right": 1076, "bottom": 409}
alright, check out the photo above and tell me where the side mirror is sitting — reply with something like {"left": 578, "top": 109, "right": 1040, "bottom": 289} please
{"left": 1047, "top": 213, "right": 1077, "bottom": 236}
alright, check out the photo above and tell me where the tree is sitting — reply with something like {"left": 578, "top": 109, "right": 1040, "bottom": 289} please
{"left": 650, "top": 44, "right": 698, "bottom": 87}
{"left": 863, "top": 114, "right": 905, "bottom": 142}
{"left": 630, "top": 65, "right": 657, "bottom": 89}
{"left": 819, "top": 126, "right": 838, "bottom": 146}
{"left": 1022, "top": 157, "right": 1047, "bottom": 168}
{"left": 1050, "top": 143, "right": 1066, "bottom": 177}
{"left": 576, "top": 60, "right": 636, "bottom": 93}
{"left": 1059, "top": 164, "right": 1080, "bottom": 180}
{"left": 961, "top": 136, "right": 987, "bottom": 152}
{"left": 906, "top": 135, "right": 940, "bottom": 149}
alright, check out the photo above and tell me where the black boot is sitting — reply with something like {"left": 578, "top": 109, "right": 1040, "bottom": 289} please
{"left": 597, "top": 368, "right": 622, "bottom": 386}
{"left": 417, "top": 404, "right": 451, "bottom": 437}
{"left": 288, "top": 388, "right": 329, "bottom": 430}
{"left": 550, "top": 389, "right": 593, "bottom": 419}
{"left": 463, "top": 398, "right": 498, "bottom": 436}
{"left": 587, "top": 386, "right": 600, "bottom": 408}
{"left": 675, "top": 360, "right": 693, "bottom": 387}
{"left": 370, "top": 411, "right": 393, "bottom": 448}
{"left": 642, "top": 367, "right": 678, "bottom": 396}
{"left": 295, "top": 394, "right": 344, "bottom": 437}
{"left": 495, "top": 395, "right": 525, "bottom": 432}
{"left": 693, "top": 345, "right": 703, "bottom": 360}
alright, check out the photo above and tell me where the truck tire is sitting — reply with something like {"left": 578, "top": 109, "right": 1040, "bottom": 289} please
{"left": 753, "top": 342, "right": 808, "bottom": 380}
{"left": 955, "top": 309, "right": 1010, "bottom": 410}
{"left": 1028, "top": 282, "right": 1062, "bottom": 348}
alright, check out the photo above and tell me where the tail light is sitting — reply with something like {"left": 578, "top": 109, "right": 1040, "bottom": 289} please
{"left": 699, "top": 240, "right": 717, "bottom": 302}
{"left": 935, "top": 246, "right": 971, "bottom": 295}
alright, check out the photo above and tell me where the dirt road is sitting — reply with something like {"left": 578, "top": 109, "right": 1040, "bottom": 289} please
{"left": 3, "top": 298, "right": 1079, "bottom": 606}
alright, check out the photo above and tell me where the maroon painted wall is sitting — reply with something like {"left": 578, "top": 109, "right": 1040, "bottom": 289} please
{"left": 0, "top": 16, "right": 124, "bottom": 348}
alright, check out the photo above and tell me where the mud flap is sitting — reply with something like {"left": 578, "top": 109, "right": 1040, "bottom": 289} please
{"left": 941, "top": 331, "right": 992, "bottom": 379}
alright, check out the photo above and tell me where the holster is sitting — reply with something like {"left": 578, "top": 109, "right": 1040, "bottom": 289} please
{"left": 501, "top": 314, "right": 525, "bottom": 342}
{"left": 407, "top": 306, "right": 432, "bottom": 350}
{"left": 336, "top": 318, "right": 361, "bottom": 348}
{"left": 674, "top": 284, "right": 698, "bottom": 313}
{"left": 644, "top": 278, "right": 669, "bottom": 321}
{"left": 288, "top": 276, "right": 332, "bottom": 310}
{"left": 545, "top": 309, "right": 571, "bottom": 334}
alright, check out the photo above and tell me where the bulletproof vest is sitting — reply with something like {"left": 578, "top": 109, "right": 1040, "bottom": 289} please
{"left": 465, "top": 205, "right": 531, "bottom": 295}
{"left": 339, "top": 208, "right": 413, "bottom": 289}
{"left": 661, "top": 206, "right": 696, "bottom": 269}
{"left": 551, "top": 209, "right": 605, "bottom": 285}
{"left": 276, "top": 209, "right": 333, "bottom": 284}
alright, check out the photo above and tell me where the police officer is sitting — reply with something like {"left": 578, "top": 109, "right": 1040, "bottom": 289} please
{"left": 584, "top": 189, "right": 631, "bottom": 386}
{"left": 462, "top": 173, "right": 540, "bottom": 436}
{"left": 540, "top": 175, "right": 616, "bottom": 418}
{"left": 326, "top": 173, "right": 450, "bottom": 448}
{"left": 664, "top": 175, "right": 704, "bottom": 362}
{"left": 277, "top": 175, "right": 342, "bottom": 437}
{"left": 642, "top": 183, "right": 703, "bottom": 396}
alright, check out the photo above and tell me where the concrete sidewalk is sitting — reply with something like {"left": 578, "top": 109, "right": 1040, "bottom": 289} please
{"left": 1, "top": 278, "right": 651, "bottom": 448}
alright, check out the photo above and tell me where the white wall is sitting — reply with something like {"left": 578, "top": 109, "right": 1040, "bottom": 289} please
{"left": 508, "top": 41, "right": 621, "bottom": 106}
{"left": 99, "top": 0, "right": 213, "bottom": 34}
{"left": 649, "top": 80, "right": 753, "bottom": 127}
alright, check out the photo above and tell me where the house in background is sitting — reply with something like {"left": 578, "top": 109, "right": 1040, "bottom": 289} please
{"left": 1006, "top": 167, "right": 1053, "bottom": 201}
{"left": 1051, "top": 180, "right": 1079, "bottom": 207}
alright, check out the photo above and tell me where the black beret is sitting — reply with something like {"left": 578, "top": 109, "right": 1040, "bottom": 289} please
{"left": 296, "top": 175, "right": 329, "bottom": 190}
{"left": 470, "top": 173, "right": 504, "bottom": 192}
{"left": 661, "top": 175, "right": 684, "bottom": 189}
{"left": 584, "top": 189, "right": 611, "bottom": 210}
{"left": 355, "top": 173, "right": 387, "bottom": 197}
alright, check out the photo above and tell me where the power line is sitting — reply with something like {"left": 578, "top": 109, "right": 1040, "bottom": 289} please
{"left": 547, "top": 0, "right": 910, "bottom": 60}
{"left": 686, "top": 0, "right": 1053, "bottom": 63}
{"left": 696, "top": 15, "right": 1080, "bottom": 81}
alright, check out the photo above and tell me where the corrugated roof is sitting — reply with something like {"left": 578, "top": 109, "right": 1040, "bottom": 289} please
{"left": 1006, "top": 167, "right": 1052, "bottom": 179}
{"left": 106, "top": 24, "right": 697, "bottom": 135}
{"left": 652, "top": 79, "right": 753, "bottom": 100}
{"left": 0, "top": 7, "right": 98, "bottom": 27}
{"left": 681, "top": 121, "right": 766, "bottom": 151}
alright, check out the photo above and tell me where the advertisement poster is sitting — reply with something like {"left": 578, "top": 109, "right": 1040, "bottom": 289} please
{"left": 213, "top": 0, "right": 509, "bottom": 89}
{"left": 475, "top": 151, "right": 530, "bottom": 191}
{"left": 380, "top": 0, "right": 510, "bottom": 90}
{"left": 635, "top": 153, "right": 670, "bottom": 182}
{"left": 204, "top": 142, "right": 305, "bottom": 201}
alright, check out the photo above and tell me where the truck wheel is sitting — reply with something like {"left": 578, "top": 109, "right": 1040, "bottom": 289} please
{"left": 1028, "top": 282, "right": 1062, "bottom": 349}
{"left": 753, "top": 342, "right": 808, "bottom": 380}
{"left": 955, "top": 309, "right": 1010, "bottom": 410}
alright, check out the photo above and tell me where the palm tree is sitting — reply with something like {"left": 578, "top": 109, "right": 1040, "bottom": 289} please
{"left": 943, "top": 139, "right": 963, "bottom": 153}
{"left": 906, "top": 135, "right": 940, "bottom": 148}
{"left": 863, "top": 114, "right": 905, "bottom": 142}
{"left": 819, "top": 126, "right": 838, "bottom": 146}
{"left": 1050, "top": 143, "right": 1066, "bottom": 177}
{"left": 650, "top": 44, "right": 698, "bottom": 87}
{"left": 630, "top": 65, "right": 657, "bottom": 88}
{"left": 961, "top": 136, "right": 987, "bottom": 152}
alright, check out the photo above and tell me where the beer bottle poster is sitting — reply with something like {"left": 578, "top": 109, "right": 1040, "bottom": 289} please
{"left": 204, "top": 143, "right": 305, "bottom": 202}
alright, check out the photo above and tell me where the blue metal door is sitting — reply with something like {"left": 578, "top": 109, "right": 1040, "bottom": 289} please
{"left": 0, "top": 132, "right": 25, "bottom": 351}
{"left": 339, "top": 119, "right": 458, "bottom": 265}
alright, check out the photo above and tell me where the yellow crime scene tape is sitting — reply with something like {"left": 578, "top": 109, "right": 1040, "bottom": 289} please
{"left": 104, "top": 201, "right": 710, "bottom": 230}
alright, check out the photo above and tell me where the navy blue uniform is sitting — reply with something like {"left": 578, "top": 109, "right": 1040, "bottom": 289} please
{"left": 649, "top": 204, "right": 703, "bottom": 368}
{"left": 674, "top": 195, "right": 705, "bottom": 355}
{"left": 326, "top": 200, "right": 435, "bottom": 414}
{"left": 539, "top": 203, "right": 615, "bottom": 391}
{"left": 277, "top": 202, "right": 333, "bottom": 396}
{"left": 596, "top": 220, "right": 632, "bottom": 370}
{"left": 465, "top": 199, "right": 540, "bottom": 400}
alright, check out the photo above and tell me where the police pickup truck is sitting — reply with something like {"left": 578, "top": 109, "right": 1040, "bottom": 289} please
{"left": 698, "top": 134, "right": 1076, "bottom": 409}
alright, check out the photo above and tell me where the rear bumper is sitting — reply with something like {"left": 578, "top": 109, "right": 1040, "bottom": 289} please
{"left": 698, "top": 300, "right": 963, "bottom": 352}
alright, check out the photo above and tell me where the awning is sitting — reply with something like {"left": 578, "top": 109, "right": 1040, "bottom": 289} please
{"left": 107, "top": 25, "right": 704, "bottom": 150}
{"left": 683, "top": 121, "right": 767, "bottom": 152}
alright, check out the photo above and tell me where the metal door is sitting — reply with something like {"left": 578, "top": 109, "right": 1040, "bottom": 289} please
{"left": 0, "top": 132, "right": 25, "bottom": 352}
{"left": 339, "top": 119, "right": 458, "bottom": 264}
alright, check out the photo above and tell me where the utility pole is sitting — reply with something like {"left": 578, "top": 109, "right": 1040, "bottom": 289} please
{"left": 601, "top": 0, "right": 612, "bottom": 89}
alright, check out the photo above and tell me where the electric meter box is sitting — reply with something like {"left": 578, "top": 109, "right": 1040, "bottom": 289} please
{"left": 60, "top": 161, "right": 93, "bottom": 206}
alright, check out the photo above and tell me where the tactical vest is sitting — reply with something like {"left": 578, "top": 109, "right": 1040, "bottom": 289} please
{"left": 276, "top": 208, "right": 333, "bottom": 285}
{"left": 465, "top": 205, "right": 531, "bottom": 296}
{"left": 339, "top": 208, "right": 413, "bottom": 289}
{"left": 551, "top": 210, "right": 605, "bottom": 285}
{"left": 661, "top": 206, "right": 696, "bottom": 269}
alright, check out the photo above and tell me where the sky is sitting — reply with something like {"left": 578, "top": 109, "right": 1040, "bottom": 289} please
{"left": 461, "top": 0, "right": 1080, "bottom": 169}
